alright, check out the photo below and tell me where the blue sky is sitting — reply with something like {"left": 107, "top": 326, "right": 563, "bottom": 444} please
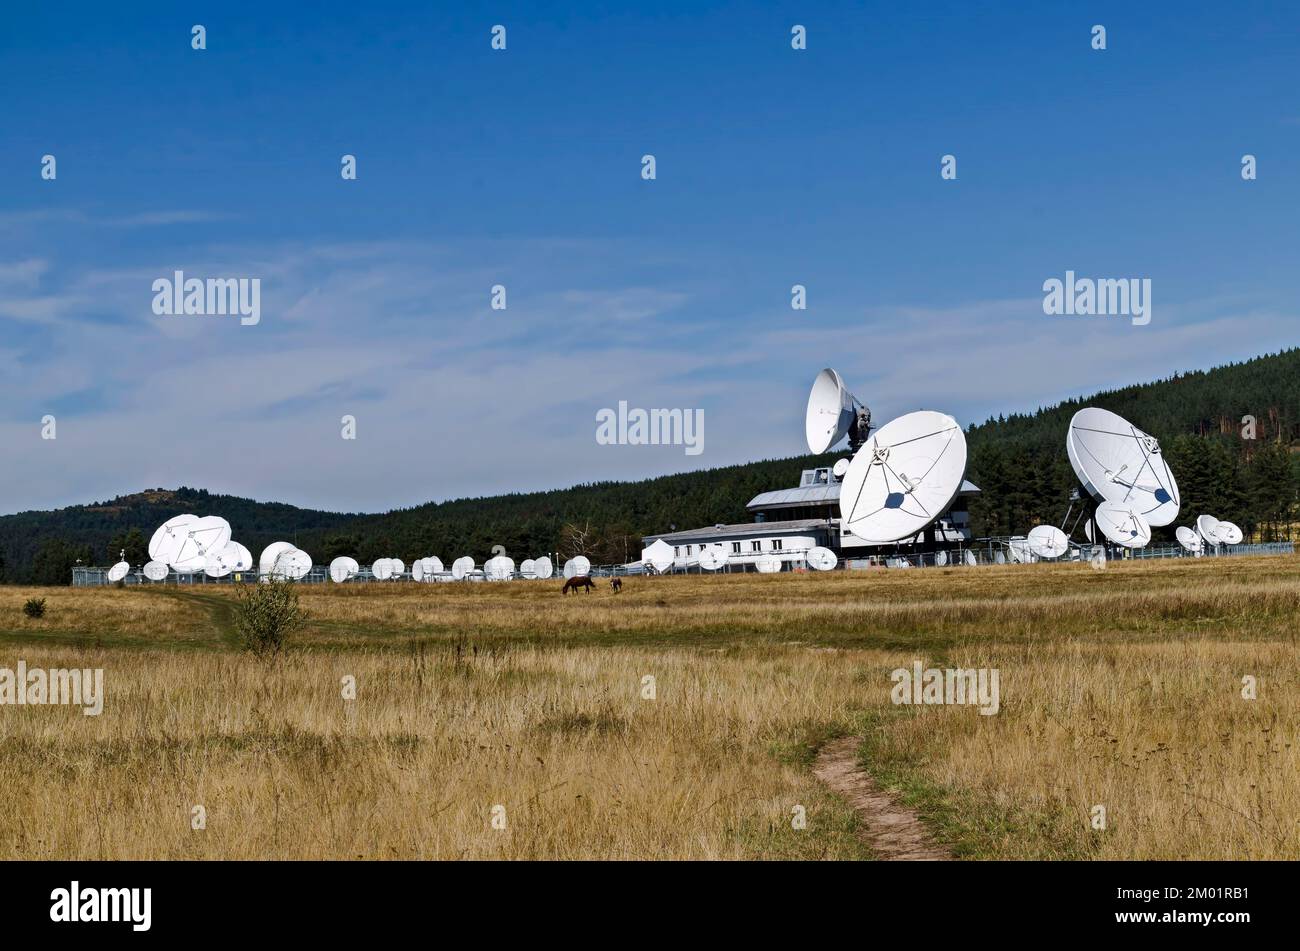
{"left": 2, "top": 1, "right": 1298, "bottom": 513}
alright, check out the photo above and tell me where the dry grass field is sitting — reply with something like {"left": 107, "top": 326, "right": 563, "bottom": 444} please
{"left": 1, "top": 555, "right": 1297, "bottom": 860}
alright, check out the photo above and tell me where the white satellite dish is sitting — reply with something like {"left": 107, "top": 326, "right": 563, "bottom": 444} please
{"left": 329, "top": 556, "right": 359, "bottom": 582}
{"left": 1196, "top": 514, "right": 1222, "bottom": 545}
{"left": 534, "top": 556, "right": 554, "bottom": 580}
{"left": 697, "top": 545, "right": 726, "bottom": 570}
{"left": 1027, "top": 525, "right": 1070, "bottom": 559}
{"left": 259, "top": 542, "right": 296, "bottom": 576}
{"left": 754, "top": 555, "right": 782, "bottom": 574}
{"left": 188, "top": 516, "right": 232, "bottom": 557}
{"left": 411, "top": 559, "right": 426, "bottom": 582}
{"left": 1084, "top": 519, "right": 1094, "bottom": 543}
{"left": 934, "top": 550, "right": 948, "bottom": 567}
{"left": 806, "top": 546, "right": 837, "bottom": 571}
{"left": 1175, "top": 526, "right": 1203, "bottom": 553}
{"left": 520, "top": 558, "right": 537, "bottom": 578}
{"left": 994, "top": 551, "right": 1006, "bottom": 564}
{"left": 224, "top": 542, "right": 253, "bottom": 572}
{"left": 563, "top": 556, "right": 591, "bottom": 579}
{"left": 149, "top": 514, "right": 198, "bottom": 563}
{"left": 451, "top": 556, "right": 474, "bottom": 580}
{"left": 1095, "top": 502, "right": 1152, "bottom": 548}
{"left": 484, "top": 555, "right": 515, "bottom": 580}
{"left": 426, "top": 556, "right": 444, "bottom": 575}
{"left": 805, "top": 368, "right": 870, "bottom": 454}
{"left": 1218, "top": 521, "right": 1244, "bottom": 545}
{"left": 270, "top": 547, "right": 312, "bottom": 580}
{"left": 1067, "top": 408, "right": 1180, "bottom": 527}
{"left": 390, "top": 559, "right": 406, "bottom": 578}
{"left": 839, "top": 410, "right": 967, "bottom": 543}
{"left": 832, "top": 458, "right": 850, "bottom": 479}
{"left": 1008, "top": 537, "right": 1030, "bottom": 564}
{"left": 204, "top": 552, "right": 233, "bottom": 578}
{"left": 642, "top": 539, "right": 674, "bottom": 573}
{"left": 107, "top": 561, "right": 130, "bottom": 582}
{"left": 372, "top": 558, "right": 395, "bottom": 581}
{"left": 963, "top": 550, "right": 977, "bottom": 566}
{"left": 143, "top": 560, "right": 169, "bottom": 581}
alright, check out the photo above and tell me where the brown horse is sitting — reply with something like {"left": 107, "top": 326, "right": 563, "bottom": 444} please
{"left": 562, "top": 576, "right": 597, "bottom": 595}
{"left": 610, "top": 578, "right": 623, "bottom": 593}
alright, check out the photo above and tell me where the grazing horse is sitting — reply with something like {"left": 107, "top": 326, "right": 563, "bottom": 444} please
{"left": 610, "top": 578, "right": 623, "bottom": 593}
{"left": 562, "top": 576, "right": 597, "bottom": 595}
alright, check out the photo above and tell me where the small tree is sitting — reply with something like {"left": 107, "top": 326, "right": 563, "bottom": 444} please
{"left": 234, "top": 577, "right": 302, "bottom": 657}
{"left": 23, "top": 597, "right": 47, "bottom": 619}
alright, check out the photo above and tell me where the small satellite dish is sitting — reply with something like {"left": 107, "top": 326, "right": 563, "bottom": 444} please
{"left": 1084, "top": 519, "right": 1094, "bottom": 543}
{"left": 204, "top": 551, "right": 234, "bottom": 578}
{"left": 390, "top": 559, "right": 406, "bottom": 578}
{"left": 372, "top": 558, "right": 395, "bottom": 581}
{"left": 754, "top": 555, "right": 781, "bottom": 574}
{"left": 1008, "top": 537, "right": 1030, "bottom": 564}
{"left": 143, "top": 560, "right": 169, "bottom": 581}
{"left": 426, "top": 556, "right": 444, "bottom": 575}
{"left": 259, "top": 542, "right": 297, "bottom": 576}
{"left": 149, "top": 514, "right": 198, "bottom": 563}
{"left": 642, "top": 539, "right": 674, "bottom": 574}
{"left": 329, "top": 556, "right": 358, "bottom": 582}
{"left": 563, "top": 556, "right": 591, "bottom": 579}
{"left": 1196, "top": 514, "right": 1222, "bottom": 545}
{"left": 223, "top": 542, "right": 253, "bottom": 572}
{"left": 533, "top": 556, "right": 554, "bottom": 580}
{"left": 107, "top": 561, "right": 130, "bottom": 582}
{"left": 484, "top": 555, "right": 515, "bottom": 580}
{"left": 1067, "top": 408, "right": 1180, "bottom": 527}
{"left": 411, "top": 559, "right": 426, "bottom": 582}
{"left": 1027, "top": 525, "right": 1070, "bottom": 559}
{"left": 839, "top": 410, "right": 967, "bottom": 543}
{"left": 520, "top": 558, "right": 537, "bottom": 578}
{"left": 1175, "top": 526, "right": 1203, "bottom": 553}
{"left": 806, "top": 546, "right": 837, "bottom": 571}
{"left": 1218, "top": 521, "right": 1244, "bottom": 545}
{"left": 697, "top": 545, "right": 726, "bottom": 570}
{"left": 273, "top": 548, "right": 312, "bottom": 580}
{"left": 451, "top": 556, "right": 474, "bottom": 581}
{"left": 805, "top": 368, "right": 870, "bottom": 454}
{"left": 1095, "top": 502, "right": 1152, "bottom": 548}
{"left": 832, "top": 458, "right": 850, "bottom": 479}
{"left": 934, "top": 550, "right": 949, "bottom": 567}
{"left": 963, "top": 550, "right": 977, "bottom": 567}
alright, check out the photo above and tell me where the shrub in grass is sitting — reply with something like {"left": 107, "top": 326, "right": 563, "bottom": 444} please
{"left": 23, "top": 597, "right": 47, "bottom": 619}
{"left": 234, "top": 577, "right": 303, "bottom": 656}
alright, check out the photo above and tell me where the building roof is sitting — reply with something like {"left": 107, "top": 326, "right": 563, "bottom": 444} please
{"left": 745, "top": 479, "right": 980, "bottom": 512}
{"left": 643, "top": 518, "right": 831, "bottom": 545}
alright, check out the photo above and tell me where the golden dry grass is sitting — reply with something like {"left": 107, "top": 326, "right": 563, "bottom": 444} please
{"left": 1, "top": 555, "right": 1297, "bottom": 859}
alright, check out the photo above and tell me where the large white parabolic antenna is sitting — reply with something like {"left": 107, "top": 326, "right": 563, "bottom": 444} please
{"left": 1175, "top": 526, "right": 1203, "bottom": 553}
{"left": 107, "top": 561, "right": 130, "bottom": 582}
{"left": 329, "top": 556, "right": 360, "bottom": 582}
{"left": 1218, "top": 521, "right": 1244, "bottom": 545}
{"left": 484, "top": 555, "right": 515, "bottom": 580}
{"left": 754, "top": 555, "right": 782, "bottom": 574}
{"left": 519, "top": 559, "right": 537, "bottom": 578}
{"left": 1095, "top": 503, "right": 1152, "bottom": 548}
{"left": 260, "top": 542, "right": 296, "bottom": 577}
{"left": 839, "top": 410, "right": 967, "bottom": 543}
{"left": 563, "top": 556, "right": 591, "bottom": 579}
{"left": 149, "top": 514, "right": 198, "bottom": 563}
{"left": 1027, "top": 525, "right": 1069, "bottom": 559}
{"left": 697, "top": 545, "right": 726, "bottom": 570}
{"left": 533, "top": 556, "right": 554, "bottom": 580}
{"left": 642, "top": 539, "right": 674, "bottom": 573}
{"left": 451, "top": 556, "right": 474, "bottom": 580}
{"left": 806, "top": 368, "right": 871, "bottom": 454}
{"left": 1067, "top": 408, "right": 1180, "bottom": 527}
{"left": 143, "top": 560, "right": 169, "bottom": 581}
{"left": 1196, "top": 514, "right": 1222, "bottom": 545}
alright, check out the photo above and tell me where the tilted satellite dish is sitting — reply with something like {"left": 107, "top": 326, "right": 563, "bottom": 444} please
{"left": 697, "top": 545, "right": 726, "bottom": 570}
{"left": 188, "top": 516, "right": 232, "bottom": 557}
{"left": 426, "top": 556, "right": 444, "bottom": 575}
{"left": 642, "top": 539, "right": 674, "bottom": 574}
{"left": 149, "top": 514, "right": 198, "bottom": 563}
{"left": 451, "top": 556, "right": 474, "bottom": 580}
{"left": 520, "top": 558, "right": 537, "bottom": 578}
{"left": 107, "top": 561, "right": 130, "bottom": 582}
{"left": 329, "top": 556, "right": 359, "bottom": 582}
{"left": 754, "top": 555, "right": 781, "bottom": 574}
{"left": 272, "top": 547, "right": 312, "bottom": 580}
{"left": 1067, "top": 408, "right": 1180, "bottom": 527}
{"left": 484, "top": 555, "right": 515, "bottom": 580}
{"left": 372, "top": 558, "right": 395, "bottom": 581}
{"left": 1027, "top": 525, "right": 1070, "bottom": 559}
{"left": 533, "top": 556, "right": 554, "bottom": 580}
{"left": 806, "top": 368, "right": 872, "bottom": 454}
{"left": 204, "top": 551, "right": 234, "bottom": 578}
{"left": 1218, "top": 521, "right": 1244, "bottom": 545}
{"left": 143, "top": 560, "right": 169, "bottom": 581}
{"left": 832, "top": 458, "right": 850, "bottom": 479}
{"left": 1175, "top": 526, "right": 1203, "bottom": 553}
{"left": 994, "top": 550, "right": 1006, "bottom": 564}
{"left": 963, "top": 550, "right": 977, "bottom": 567}
{"left": 390, "top": 559, "right": 406, "bottom": 578}
{"left": 839, "top": 410, "right": 967, "bottom": 544}
{"left": 260, "top": 542, "right": 296, "bottom": 576}
{"left": 224, "top": 542, "right": 253, "bottom": 571}
{"left": 1095, "top": 502, "right": 1152, "bottom": 548}
{"left": 563, "top": 556, "right": 591, "bottom": 579}
{"left": 1008, "top": 537, "right": 1030, "bottom": 564}
{"left": 1196, "top": 514, "right": 1222, "bottom": 545}
{"left": 934, "top": 550, "right": 949, "bottom": 567}
{"left": 806, "top": 546, "right": 837, "bottom": 571}
{"left": 411, "top": 559, "right": 426, "bottom": 582}
{"left": 1084, "top": 519, "right": 1094, "bottom": 543}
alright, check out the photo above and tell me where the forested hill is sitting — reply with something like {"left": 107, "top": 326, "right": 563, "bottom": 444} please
{"left": 2, "top": 348, "right": 1298, "bottom": 584}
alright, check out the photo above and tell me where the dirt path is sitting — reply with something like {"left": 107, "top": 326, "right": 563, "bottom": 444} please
{"left": 813, "top": 736, "right": 953, "bottom": 860}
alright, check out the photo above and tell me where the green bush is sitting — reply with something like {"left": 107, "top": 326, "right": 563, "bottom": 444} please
{"left": 23, "top": 597, "right": 47, "bottom": 619}
{"left": 234, "top": 578, "right": 302, "bottom": 656}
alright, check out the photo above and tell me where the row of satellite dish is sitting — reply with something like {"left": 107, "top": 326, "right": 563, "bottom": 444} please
{"left": 805, "top": 369, "right": 1244, "bottom": 554}
{"left": 102, "top": 514, "right": 602, "bottom": 583}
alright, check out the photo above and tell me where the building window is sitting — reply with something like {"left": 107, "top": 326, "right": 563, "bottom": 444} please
{"left": 685, "top": 545, "right": 693, "bottom": 556}
{"left": 771, "top": 539, "right": 783, "bottom": 551}
{"left": 750, "top": 541, "right": 761, "bottom": 552}
{"left": 732, "top": 542, "right": 741, "bottom": 554}
{"left": 674, "top": 547, "right": 680, "bottom": 557}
